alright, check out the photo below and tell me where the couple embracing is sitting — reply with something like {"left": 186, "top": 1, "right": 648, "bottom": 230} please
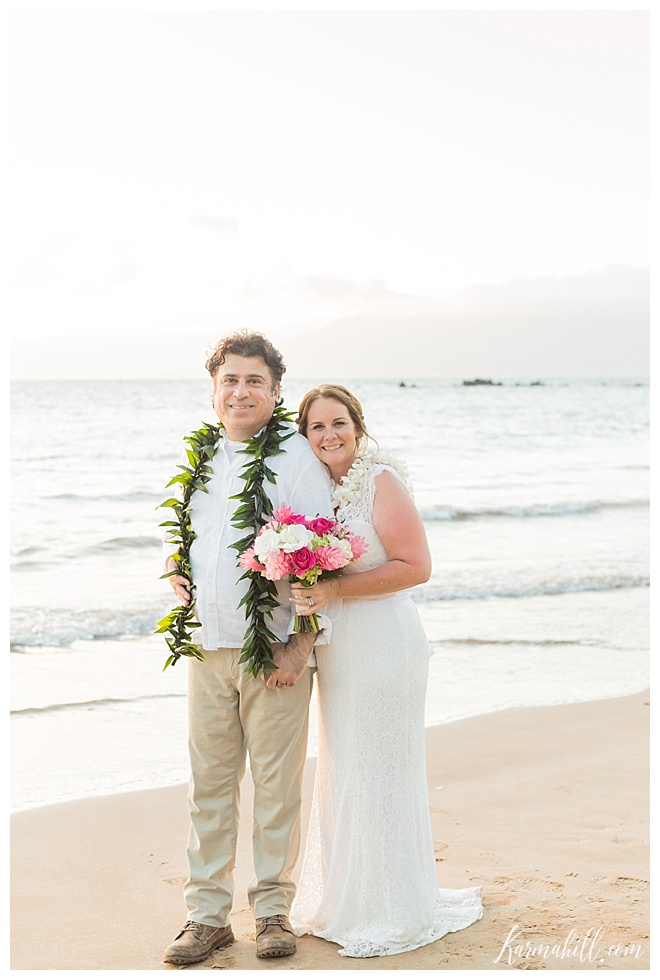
{"left": 162, "top": 330, "right": 482, "bottom": 964}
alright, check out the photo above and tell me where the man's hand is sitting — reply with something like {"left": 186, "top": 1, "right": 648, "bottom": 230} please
{"left": 265, "top": 633, "right": 317, "bottom": 690}
{"left": 165, "top": 557, "right": 191, "bottom": 606}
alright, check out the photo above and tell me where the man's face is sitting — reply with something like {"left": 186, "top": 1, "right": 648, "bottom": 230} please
{"left": 212, "top": 353, "right": 280, "bottom": 441}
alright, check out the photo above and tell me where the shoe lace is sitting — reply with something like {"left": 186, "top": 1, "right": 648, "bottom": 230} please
{"left": 257, "top": 914, "right": 293, "bottom": 935}
{"left": 259, "top": 915, "right": 286, "bottom": 926}
{"left": 183, "top": 920, "right": 210, "bottom": 936}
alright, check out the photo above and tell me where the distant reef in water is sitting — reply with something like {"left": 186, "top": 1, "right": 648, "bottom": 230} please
{"left": 283, "top": 266, "right": 648, "bottom": 380}
{"left": 461, "top": 379, "right": 543, "bottom": 386}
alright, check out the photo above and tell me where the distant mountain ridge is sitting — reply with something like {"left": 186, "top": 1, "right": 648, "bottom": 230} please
{"left": 284, "top": 265, "right": 649, "bottom": 379}
{"left": 10, "top": 265, "right": 648, "bottom": 379}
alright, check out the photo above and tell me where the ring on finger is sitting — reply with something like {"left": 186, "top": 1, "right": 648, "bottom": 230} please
{"left": 307, "top": 597, "right": 314, "bottom": 607}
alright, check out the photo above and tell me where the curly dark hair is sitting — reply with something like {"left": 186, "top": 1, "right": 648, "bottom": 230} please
{"left": 205, "top": 331, "right": 286, "bottom": 387}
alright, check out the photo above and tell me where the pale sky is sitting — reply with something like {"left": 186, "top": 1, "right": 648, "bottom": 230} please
{"left": 9, "top": 7, "right": 649, "bottom": 377}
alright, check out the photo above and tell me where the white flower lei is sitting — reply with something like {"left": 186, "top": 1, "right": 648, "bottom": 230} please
{"left": 331, "top": 449, "right": 413, "bottom": 513}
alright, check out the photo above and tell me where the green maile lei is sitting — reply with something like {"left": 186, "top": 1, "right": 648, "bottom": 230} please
{"left": 155, "top": 404, "right": 295, "bottom": 677}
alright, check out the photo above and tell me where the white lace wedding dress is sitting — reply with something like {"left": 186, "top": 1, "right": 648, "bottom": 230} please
{"left": 290, "top": 455, "right": 483, "bottom": 958}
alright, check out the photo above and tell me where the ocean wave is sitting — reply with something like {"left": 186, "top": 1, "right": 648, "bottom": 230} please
{"left": 11, "top": 535, "right": 161, "bottom": 569}
{"left": 46, "top": 490, "right": 161, "bottom": 503}
{"left": 11, "top": 570, "right": 649, "bottom": 648}
{"left": 11, "top": 692, "right": 184, "bottom": 717}
{"left": 430, "top": 638, "right": 603, "bottom": 649}
{"left": 414, "top": 574, "right": 649, "bottom": 602}
{"left": 92, "top": 535, "right": 161, "bottom": 553}
{"left": 12, "top": 546, "right": 43, "bottom": 559}
{"left": 419, "top": 499, "right": 648, "bottom": 522}
{"left": 10, "top": 606, "right": 165, "bottom": 649}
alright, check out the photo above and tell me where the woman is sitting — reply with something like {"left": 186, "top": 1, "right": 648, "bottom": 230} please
{"left": 289, "top": 384, "right": 482, "bottom": 958}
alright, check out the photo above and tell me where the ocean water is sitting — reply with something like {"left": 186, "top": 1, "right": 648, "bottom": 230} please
{"left": 10, "top": 378, "right": 649, "bottom": 812}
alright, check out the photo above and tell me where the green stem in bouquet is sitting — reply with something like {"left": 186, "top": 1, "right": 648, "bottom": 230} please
{"left": 290, "top": 567, "right": 341, "bottom": 635}
{"left": 293, "top": 611, "right": 320, "bottom": 633}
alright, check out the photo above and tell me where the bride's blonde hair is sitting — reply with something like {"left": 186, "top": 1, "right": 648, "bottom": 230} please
{"left": 297, "top": 384, "right": 376, "bottom": 455}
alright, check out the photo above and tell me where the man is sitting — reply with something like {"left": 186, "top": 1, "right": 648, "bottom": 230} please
{"left": 162, "top": 331, "right": 336, "bottom": 965}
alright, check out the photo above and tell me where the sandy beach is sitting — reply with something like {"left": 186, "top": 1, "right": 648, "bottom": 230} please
{"left": 11, "top": 690, "right": 649, "bottom": 971}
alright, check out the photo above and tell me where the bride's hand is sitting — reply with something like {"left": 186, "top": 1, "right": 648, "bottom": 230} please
{"left": 290, "top": 579, "right": 339, "bottom": 614}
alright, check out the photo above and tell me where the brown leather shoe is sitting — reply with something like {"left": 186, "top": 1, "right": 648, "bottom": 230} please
{"left": 163, "top": 921, "right": 234, "bottom": 964}
{"left": 255, "top": 914, "right": 297, "bottom": 958}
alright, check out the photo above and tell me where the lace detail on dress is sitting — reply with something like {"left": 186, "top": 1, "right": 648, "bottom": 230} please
{"left": 335, "top": 889, "right": 484, "bottom": 958}
{"left": 341, "top": 941, "right": 389, "bottom": 959}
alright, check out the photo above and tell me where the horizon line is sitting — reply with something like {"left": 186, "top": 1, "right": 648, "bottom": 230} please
{"left": 10, "top": 374, "right": 650, "bottom": 383}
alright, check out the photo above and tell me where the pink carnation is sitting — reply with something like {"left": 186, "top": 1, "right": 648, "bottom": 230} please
{"left": 315, "top": 545, "right": 347, "bottom": 571}
{"left": 272, "top": 505, "right": 307, "bottom": 526}
{"left": 307, "top": 516, "right": 337, "bottom": 536}
{"left": 263, "top": 551, "right": 293, "bottom": 580}
{"left": 290, "top": 547, "right": 317, "bottom": 574}
{"left": 238, "top": 546, "right": 265, "bottom": 572}
{"left": 347, "top": 534, "right": 368, "bottom": 560}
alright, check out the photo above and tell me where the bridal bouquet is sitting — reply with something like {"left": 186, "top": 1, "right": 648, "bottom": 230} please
{"left": 238, "top": 505, "right": 368, "bottom": 633}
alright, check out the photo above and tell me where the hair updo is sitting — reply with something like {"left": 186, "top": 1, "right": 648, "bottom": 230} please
{"left": 297, "top": 384, "right": 375, "bottom": 454}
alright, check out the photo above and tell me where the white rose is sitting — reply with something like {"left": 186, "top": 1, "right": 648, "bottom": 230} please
{"left": 278, "top": 524, "right": 315, "bottom": 553}
{"left": 328, "top": 536, "right": 353, "bottom": 561}
{"left": 253, "top": 527, "right": 282, "bottom": 561}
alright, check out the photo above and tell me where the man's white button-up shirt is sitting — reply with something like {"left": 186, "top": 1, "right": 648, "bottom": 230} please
{"left": 181, "top": 426, "right": 337, "bottom": 651}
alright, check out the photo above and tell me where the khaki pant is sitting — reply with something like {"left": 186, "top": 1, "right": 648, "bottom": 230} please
{"left": 184, "top": 648, "right": 313, "bottom": 926}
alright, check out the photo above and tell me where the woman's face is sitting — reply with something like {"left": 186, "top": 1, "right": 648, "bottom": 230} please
{"left": 304, "top": 397, "right": 359, "bottom": 477}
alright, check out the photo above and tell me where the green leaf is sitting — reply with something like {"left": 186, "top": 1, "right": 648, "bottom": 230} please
{"left": 157, "top": 410, "right": 291, "bottom": 674}
{"left": 165, "top": 474, "right": 189, "bottom": 488}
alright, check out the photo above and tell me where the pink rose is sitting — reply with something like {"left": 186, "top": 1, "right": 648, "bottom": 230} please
{"left": 238, "top": 546, "right": 265, "bottom": 572}
{"left": 307, "top": 517, "right": 337, "bottom": 536}
{"left": 347, "top": 534, "right": 368, "bottom": 560}
{"left": 263, "top": 551, "right": 293, "bottom": 581}
{"left": 272, "top": 505, "right": 307, "bottom": 526}
{"left": 315, "top": 545, "right": 347, "bottom": 571}
{"left": 290, "top": 547, "right": 317, "bottom": 574}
